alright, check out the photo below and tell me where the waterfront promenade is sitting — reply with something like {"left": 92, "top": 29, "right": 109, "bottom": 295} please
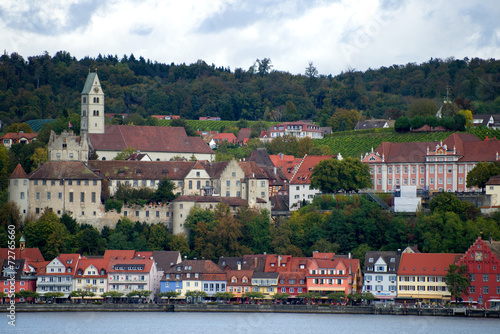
{"left": 3, "top": 303, "right": 500, "bottom": 318}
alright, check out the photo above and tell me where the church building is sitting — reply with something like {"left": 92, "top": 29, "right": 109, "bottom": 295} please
{"left": 48, "top": 72, "right": 215, "bottom": 162}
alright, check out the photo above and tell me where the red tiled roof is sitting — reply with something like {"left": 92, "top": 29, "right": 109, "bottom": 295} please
{"left": 290, "top": 155, "right": 335, "bottom": 184}
{"left": 103, "top": 250, "right": 137, "bottom": 261}
{"left": 9, "top": 163, "right": 28, "bottom": 179}
{"left": 107, "top": 258, "right": 154, "bottom": 273}
{"left": 74, "top": 258, "right": 109, "bottom": 278}
{"left": 269, "top": 154, "right": 296, "bottom": 166}
{"left": 212, "top": 133, "right": 237, "bottom": 143}
{"left": 0, "top": 248, "right": 44, "bottom": 263}
{"left": 88, "top": 125, "right": 214, "bottom": 154}
{"left": 398, "top": 253, "right": 462, "bottom": 276}
{"left": 0, "top": 132, "right": 38, "bottom": 140}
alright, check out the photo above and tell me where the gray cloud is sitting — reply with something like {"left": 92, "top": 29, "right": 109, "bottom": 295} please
{"left": 0, "top": 0, "right": 102, "bottom": 35}
{"left": 196, "top": 0, "right": 334, "bottom": 33}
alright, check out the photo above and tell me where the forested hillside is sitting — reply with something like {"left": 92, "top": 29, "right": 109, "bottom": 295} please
{"left": 0, "top": 51, "right": 499, "bottom": 131}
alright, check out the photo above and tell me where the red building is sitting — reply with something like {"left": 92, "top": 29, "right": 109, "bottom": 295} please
{"left": 0, "top": 241, "right": 45, "bottom": 302}
{"left": 458, "top": 237, "right": 500, "bottom": 308}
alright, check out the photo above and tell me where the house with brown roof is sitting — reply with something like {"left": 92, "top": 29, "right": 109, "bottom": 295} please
{"left": 79, "top": 72, "right": 214, "bottom": 161}
{"left": 362, "top": 133, "right": 500, "bottom": 193}
{"left": 397, "top": 252, "right": 462, "bottom": 304}
{"left": 89, "top": 124, "right": 215, "bottom": 161}
{"left": 161, "top": 259, "right": 227, "bottom": 299}
{"left": 208, "top": 132, "right": 238, "bottom": 148}
{"left": 0, "top": 132, "right": 38, "bottom": 149}
{"left": 9, "top": 162, "right": 103, "bottom": 222}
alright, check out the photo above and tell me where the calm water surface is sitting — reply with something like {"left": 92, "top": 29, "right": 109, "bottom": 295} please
{"left": 3, "top": 312, "right": 499, "bottom": 334}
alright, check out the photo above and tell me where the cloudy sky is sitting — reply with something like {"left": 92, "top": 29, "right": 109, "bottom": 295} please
{"left": 1, "top": 0, "right": 499, "bottom": 76}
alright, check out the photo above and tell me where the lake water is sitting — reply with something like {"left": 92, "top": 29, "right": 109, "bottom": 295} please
{"left": 3, "top": 312, "right": 499, "bottom": 334}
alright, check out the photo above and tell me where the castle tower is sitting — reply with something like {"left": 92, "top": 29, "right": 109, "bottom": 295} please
{"left": 8, "top": 164, "right": 29, "bottom": 220}
{"left": 81, "top": 72, "right": 105, "bottom": 135}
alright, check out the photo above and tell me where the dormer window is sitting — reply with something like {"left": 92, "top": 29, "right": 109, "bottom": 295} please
{"left": 67, "top": 268, "right": 72, "bottom": 273}
{"left": 78, "top": 269, "right": 83, "bottom": 275}
{"left": 369, "top": 258, "right": 374, "bottom": 263}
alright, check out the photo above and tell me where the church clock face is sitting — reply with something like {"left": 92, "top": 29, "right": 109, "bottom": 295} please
{"left": 475, "top": 252, "right": 483, "bottom": 261}
{"left": 93, "top": 87, "right": 99, "bottom": 93}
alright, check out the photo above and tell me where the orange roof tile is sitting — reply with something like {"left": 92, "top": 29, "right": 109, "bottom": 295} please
{"left": 398, "top": 253, "right": 462, "bottom": 276}
{"left": 9, "top": 163, "right": 28, "bottom": 179}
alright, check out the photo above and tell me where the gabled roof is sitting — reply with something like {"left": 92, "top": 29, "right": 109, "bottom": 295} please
{"left": 0, "top": 132, "right": 38, "bottom": 140}
{"left": 270, "top": 195, "right": 289, "bottom": 212}
{"left": 28, "top": 161, "right": 102, "bottom": 180}
{"left": 151, "top": 251, "right": 182, "bottom": 271}
{"left": 199, "top": 161, "right": 230, "bottom": 179}
{"left": 225, "top": 269, "right": 254, "bottom": 285}
{"left": 164, "top": 259, "right": 225, "bottom": 275}
{"left": 74, "top": 258, "right": 109, "bottom": 278}
{"left": 212, "top": 133, "right": 237, "bottom": 143}
{"left": 88, "top": 125, "right": 214, "bottom": 154}
{"left": 398, "top": 253, "right": 462, "bottom": 276}
{"left": 89, "top": 160, "right": 194, "bottom": 180}
{"left": 237, "top": 128, "right": 252, "bottom": 142}
{"left": 9, "top": 163, "right": 28, "bottom": 179}
{"left": 248, "top": 148, "right": 275, "bottom": 168}
{"left": 290, "top": 155, "right": 335, "bottom": 184}
{"left": 239, "top": 161, "right": 268, "bottom": 179}
{"left": 364, "top": 251, "right": 400, "bottom": 272}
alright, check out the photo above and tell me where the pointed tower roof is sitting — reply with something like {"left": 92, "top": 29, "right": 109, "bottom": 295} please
{"left": 81, "top": 72, "right": 99, "bottom": 94}
{"left": 9, "top": 163, "right": 28, "bottom": 179}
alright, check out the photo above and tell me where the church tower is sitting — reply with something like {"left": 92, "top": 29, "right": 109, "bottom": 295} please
{"left": 81, "top": 72, "right": 105, "bottom": 135}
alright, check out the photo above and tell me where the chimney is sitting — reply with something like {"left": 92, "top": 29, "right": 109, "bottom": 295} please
{"left": 254, "top": 257, "right": 257, "bottom": 268}
{"left": 273, "top": 167, "right": 277, "bottom": 174}
{"left": 278, "top": 256, "right": 281, "bottom": 268}
{"left": 237, "top": 263, "right": 241, "bottom": 271}
{"left": 348, "top": 253, "right": 351, "bottom": 259}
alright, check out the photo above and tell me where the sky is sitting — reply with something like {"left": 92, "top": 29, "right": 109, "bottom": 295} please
{"left": 0, "top": 0, "right": 499, "bottom": 76}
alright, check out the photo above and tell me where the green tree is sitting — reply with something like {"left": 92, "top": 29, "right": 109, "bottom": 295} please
{"left": 7, "top": 123, "right": 33, "bottom": 133}
{"left": 445, "top": 264, "right": 470, "bottom": 303}
{"left": 328, "top": 108, "right": 359, "bottom": 132}
{"left": 256, "top": 58, "right": 273, "bottom": 76}
{"left": 213, "top": 291, "right": 234, "bottom": 302}
{"left": 242, "top": 291, "right": 265, "bottom": 301}
{"left": 29, "top": 147, "right": 47, "bottom": 171}
{"left": 466, "top": 161, "right": 500, "bottom": 190}
{"left": 154, "top": 177, "right": 177, "bottom": 203}
{"left": 24, "top": 209, "right": 71, "bottom": 259}
{"left": 395, "top": 116, "right": 411, "bottom": 132}
{"left": 157, "top": 291, "right": 180, "bottom": 303}
{"left": 185, "top": 290, "right": 207, "bottom": 303}
{"left": 297, "top": 137, "right": 314, "bottom": 157}
{"left": 310, "top": 157, "right": 371, "bottom": 193}
{"left": 113, "top": 147, "right": 137, "bottom": 160}
{"left": 406, "top": 98, "right": 438, "bottom": 118}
